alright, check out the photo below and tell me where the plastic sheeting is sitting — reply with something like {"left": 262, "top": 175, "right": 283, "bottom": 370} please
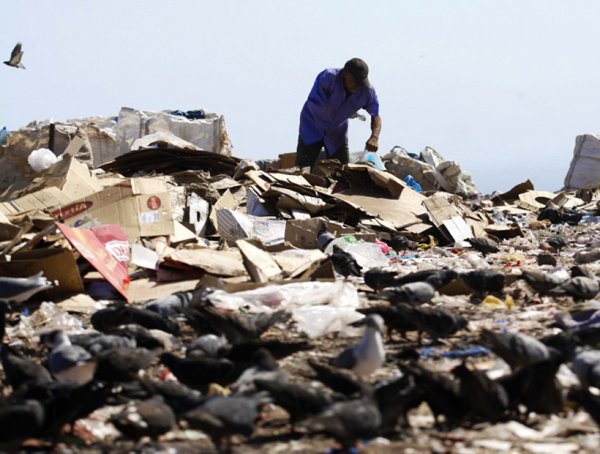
{"left": 564, "top": 134, "right": 600, "bottom": 190}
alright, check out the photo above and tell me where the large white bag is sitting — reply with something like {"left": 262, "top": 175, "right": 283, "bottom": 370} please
{"left": 564, "top": 134, "right": 600, "bottom": 189}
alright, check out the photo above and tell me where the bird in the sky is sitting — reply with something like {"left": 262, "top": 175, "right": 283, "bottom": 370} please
{"left": 3, "top": 43, "right": 26, "bottom": 69}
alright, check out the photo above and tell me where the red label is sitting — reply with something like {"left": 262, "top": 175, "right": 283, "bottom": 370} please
{"left": 147, "top": 196, "right": 161, "bottom": 210}
{"left": 51, "top": 201, "right": 93, "bottom": 219}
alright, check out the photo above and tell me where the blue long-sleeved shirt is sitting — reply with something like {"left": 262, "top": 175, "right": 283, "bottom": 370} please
{"left": 299, "top": 68, "right": 379, "bottom": 155}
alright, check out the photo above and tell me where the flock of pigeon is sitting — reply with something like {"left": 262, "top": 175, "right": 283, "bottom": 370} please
{"left": 0, "top": 226, "right": 599, "bottom": 452}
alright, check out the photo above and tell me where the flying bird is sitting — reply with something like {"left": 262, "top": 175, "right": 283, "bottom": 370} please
{"left": 3, "top": 42, "right": 25, "bottom": 69}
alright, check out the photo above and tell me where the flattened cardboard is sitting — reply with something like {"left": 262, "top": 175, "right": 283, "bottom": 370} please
{"left": 424, "top": 196, "right": 473, "bottom": 243}
{"left": 0, "top": 247, "right": 84, "bottom": 296}
{"left": 52, "top": 178, "right": 174, "bottom": 241}
{"left": 0, "top": 187, "right": 72, "bottom": 217}
{"left": 128, "top": 278, "right": 201, "bottom": 303}
{"left": 164, "top": 248, "right": 248, "bottom": 277}
{"left": 236, "top": 239, "right": 283, "bottom": 283}
{"left": 210, "top": 190, "right": 237, "bottom": 232}
{"left": 333, "top": 191, "right": 421, "bottom": 229}
{"left": 492, "top": 180, "right": 535, "bottom": 202}
{"left": 58, "top": 223, "right": 130, "bottom": 301}
{"left": 273, "top": 248, "right": 327, "bottom": 278}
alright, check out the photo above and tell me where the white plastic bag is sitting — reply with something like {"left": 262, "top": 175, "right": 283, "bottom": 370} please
{"left": 27, "top": 148, "right": 61, "bottom": 172}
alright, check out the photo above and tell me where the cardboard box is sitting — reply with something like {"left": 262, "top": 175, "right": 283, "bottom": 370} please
{"left": 279, "top": 152, "right": 297, "bottom": 169}
{"left": 51, "top": 178, "right": 175, "bottom": 241}
{"left": 284, "top": 217, "right": 375, "bottom": 249}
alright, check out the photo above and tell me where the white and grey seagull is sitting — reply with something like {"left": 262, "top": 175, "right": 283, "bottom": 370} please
{"left": 331, "top": 314, "right": 386, "bottom": 377}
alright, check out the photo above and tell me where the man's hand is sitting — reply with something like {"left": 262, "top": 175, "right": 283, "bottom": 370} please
{"left": 365, "top": 136, "right": 379, "bottom": 152}
{"left": 366, "top": 115, "right": 382, "bottom": 152}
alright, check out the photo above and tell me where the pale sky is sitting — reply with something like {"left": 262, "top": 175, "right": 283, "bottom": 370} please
{"left": 2, "top": 1, "right": 600, "bottom": 194}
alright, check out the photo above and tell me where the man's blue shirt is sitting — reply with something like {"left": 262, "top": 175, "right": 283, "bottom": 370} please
{"left": 299, "top": 68, "right": 379, "bottom": 155}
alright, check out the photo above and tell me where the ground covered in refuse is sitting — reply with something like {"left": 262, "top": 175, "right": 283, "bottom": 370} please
{"left": 2, "top": 111, "right": 600, "bottom": 452}
{"left": 4, "top": 218, "right": 600, "bottom": 453}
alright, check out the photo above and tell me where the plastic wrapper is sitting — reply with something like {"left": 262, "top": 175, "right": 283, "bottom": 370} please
{"left": 208, "top": 281, "right": 364, "bottom": 338}
{"left": 7, "top": 302, "right": 85, "bottom": 340}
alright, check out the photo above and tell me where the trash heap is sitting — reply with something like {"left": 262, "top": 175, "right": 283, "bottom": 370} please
{"left": 0, "top": 110, "right": 600, "bottom": 452}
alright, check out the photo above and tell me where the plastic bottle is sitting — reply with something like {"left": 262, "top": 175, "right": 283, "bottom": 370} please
{"left": 0, "top": 127, "right": 7, "bottom": 146}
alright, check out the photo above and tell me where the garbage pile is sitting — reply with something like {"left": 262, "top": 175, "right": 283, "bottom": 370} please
{"left": 1, "top": 112, "right": 600, "bottom": 452}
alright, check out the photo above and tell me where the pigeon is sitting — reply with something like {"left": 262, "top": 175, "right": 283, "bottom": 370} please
{"left": 254, "top": 379, "right": 337, "bottom": 427}
{"left": 159, "top": 352, "right": 241, "bottom": 390}
{"left": 225, "top": 338, "right": 313, "bottom": 361}
{"left": 546, "top": 233, "right": 569, "bottom": 252}
{"left": 401, "top": 364, "right": 466, "bottom": 427}
{"left": 376, "top": 281, "right": 436, "bottom": 305}
{"left": 460, "top": 270, "right": 505, "bottom": 295}
{"left": 498, "top": 355, "right": 563, "bottom": 415}
{"left": 110, "top": 396, "right": 176, "bottom": 441}
{"left": 389, "top": 269, "right": 457, "bottom": 290}
{"left": 451, "top": 363, "right": 508, "bottom": 422}
{"left": 571, "top": 265, "right": 596, "bottom": 279}
{"left": 386, "top": 234, "right": 418, "bottom": 252}
{"left": 479, "top": 329, "right": 552, "bottom": 370}
{"left": 91, "top": 305, "right": 180, "bottom": 335}
{"left": 306, "top": 358, "right": 366, "bottom": 397}
{"left": 331, "top": 314, "right": 385, "bottom": 377}
{"left": 137, "top": 379, "right": 203, "bottom": 415}
{"left": 3, "top": 43, "right": 25, "bottom": 69}
{"left": 363, "top": 268, "right": 399, "bottom": 291}
{"left": 181, "top": 394, "right": 270, "bottom": 452}
{"left": 374, "top": 373, "right": 422, "bottom": 433}
{"left": 395, "top": 304, "right": 468, "bottom": 343}
{"left": 94, "top": 347, "right": 158, "bottom": 382}
{"left": 230, "top": 348, "right": 287, "bottom": 395}
{"left": 548, "top": 276, "right": 600, "bottom": 300}
{"left": 183, "top": 305, "right": 289, "bottom": 345}
{"left": 40, "top": 380, "right": 118, "bottom": 440}
{"left": 109, "top": 324, "right": 166, "bottom": 350}
{"left": 467, "top": 237, "right": 499, "bottom": 256}
{"left": 144, "top": 291, "right": 194, "bottom": 317}
{"left": 330, "top": 245, "right": 362, "bottom": 278}
{"left": 316, "top": 223, "right": 335, "bottom": 250}
{"left": 298, "top": 396, "right": 382, "bottom": 452}
{"left": 69, "top": 332, "right": 137, "bottom": 355}
{"left": 0, "top": 344, "right": 53, "bottom": 389}
{"left": 571, "top": 348, "right": 600, "bottom": 388}
{"left": 568, "top": 388, "right": 600, "bottom": 427}
{"left": 41, "top": 330, "right": 97, "bottom": 384}
{"left": 537, "top": 253, "right": 558, "bottom": 267}
{"left": 358, "top": 305, "right": 418, "bottom": 340}
{"left": 186, "top": 334, "right": 230, "bottom": 358}
{"left": 519, "top": 270, "right": 566, "bottom": 295}
{"left": 0, "top": 400, "right": 44, "bottom": 443}
{"left": 0, "top": 272, "right": 54, "bottom": 303}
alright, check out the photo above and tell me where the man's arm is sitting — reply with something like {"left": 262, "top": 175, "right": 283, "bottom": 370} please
{"left": 365, "top": 115, "right": 381, "bottom": 151}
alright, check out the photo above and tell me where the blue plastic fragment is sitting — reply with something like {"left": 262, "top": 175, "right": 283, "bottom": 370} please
{"left": 420, "top": 345, "right": 491, "bottom": 359}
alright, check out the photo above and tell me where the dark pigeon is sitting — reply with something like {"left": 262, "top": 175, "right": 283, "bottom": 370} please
{"left": 330, "top": 245, "right": 362, "bottom": 278}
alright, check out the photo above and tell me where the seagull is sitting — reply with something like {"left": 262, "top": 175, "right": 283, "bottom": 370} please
{"left": 331, "top": 314, "right": 385, "bottom": 377}
{"left": 41, "top": 330, "right": 97, "bottom": 384}
{"left": 0, "top": 272, "right": 55, "bottom": 304}
{"left": 3, "top": 42, "right": 25, "bottom": 69}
